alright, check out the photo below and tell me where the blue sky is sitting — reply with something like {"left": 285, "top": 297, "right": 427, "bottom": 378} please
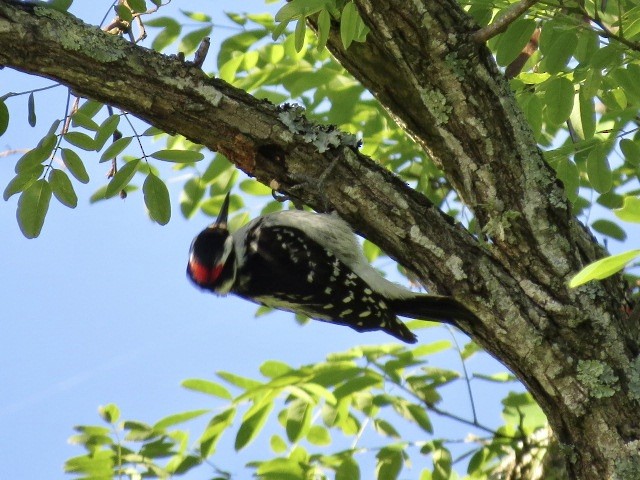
{"left": 2, "top": 1, "right": 638, "bottom": 479}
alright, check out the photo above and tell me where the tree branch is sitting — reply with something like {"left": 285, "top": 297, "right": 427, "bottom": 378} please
{"left": 472, "top": 0, "right": 541, "bottom": 43}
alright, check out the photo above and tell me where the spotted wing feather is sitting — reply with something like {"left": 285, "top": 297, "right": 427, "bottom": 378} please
{"left": 232, "top": 223, "right": 416, "bottom": 343}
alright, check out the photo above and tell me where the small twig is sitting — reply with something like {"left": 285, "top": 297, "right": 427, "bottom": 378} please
{"left": 472, "top": 0, "right": 541, "bottom": 43}
{"left": 447, "top": 326, "right": 478, "bottom": 424}
{"left": 193, "top": 37, "right": 211, "bottom": 68}
{"left": 0, "top": 148, "right": 29, "bottom": 158}
{"left": 1, "top": 84, "right": 61, "bottom": 100}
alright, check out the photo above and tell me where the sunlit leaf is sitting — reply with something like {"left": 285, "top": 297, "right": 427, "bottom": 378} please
{"left": 307, "top": 425, "right": 331, "bottom": 446}
{"left": 181, "top": 378, "right": 232, "bottom": 399}
{"left": 614, "top": 196, "right": 640, "bottom": 223}
{"left": 153, "top": 409, "right": 209, "bottom": 430}
{"left": 337, "top": 456, "right": 360, "bottom": 480}
{"left": 98, "top": 403, "right": 120, "bottom": 424}
{"left": 569, "top": 249, "right": 640, "bottom": 287}
{"left": 234, "top": 401, "right": 274, "bottom": 451}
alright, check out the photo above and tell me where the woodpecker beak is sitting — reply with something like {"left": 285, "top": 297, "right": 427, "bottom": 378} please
{"left": 214, "top": 192, "right": 230, "bottom": 228}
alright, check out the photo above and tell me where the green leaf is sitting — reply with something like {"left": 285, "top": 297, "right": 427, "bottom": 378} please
{"left": 545, "top": 77, "right": 574, "bottom": 125}
{"left": 586, "top": 145, "right": 612, "bottom": 194}
{"left": 260, "top": 360, "right": 292, "bottom": 378}
{"left": 239, "top": 179, "right": 271, "bottom": 196}
{"left": 61, "top": 149, "right": 90, "bottom": 184}
{"left": 15, "top": 134, "right": 57, "bottom": 172}
{"left": 199, "top": 408, "right": 236, "bottom": 458}
{"left": 407, "top": 404, "right": 433, "bottom": 433}
{"left": 147, "top": 17, "right": 182, "bottom": 52}
{"left": 614, "top": 196, "right": 640, "bottom": 223}
{"left": 179, "top": 177, "right": 205, "bottom": 218}
{"left": 3, "top": 166, "right": 43, "bottom": 201}
{"left": 412, "top": 340, "right": 452, "bottom": 357}
{"left": 569, "top": 249, "right": 640, "bottom": 287}
{"left": 591, "top": 219, "right": 626, "bottom": 241}
{"left": 307, "top": 425, "right": 331, "bottom": 446}
{"left": 98, "top": 403, "right": 120, "bottom": 424}
{"left": 47, "top": 0, "right": 73, "bottom": 12}
{"left": 578, "top": 87, "right": 595, "bottom": 140}
{"left": 294, "top": 18, "right": 307, "bottom": 52}
{"left": 620, "top": 139, "right": 640, "bottom": 167}
{"left": 0, "top": 99, "right": 9, "bottom": 136}
{"left": 116, "top": 4, "right": 133, "bottom": 22}
{"left": 71, "top": 111, "right": 100, "bottom": 131}
{"left": 270, "top": 434, "right": 288, "bottom": 453}
{"left": 27, "top": 92, "right": 36, "bottom": 127}
{"left": 143, "top": 173, "right": 171, "bottom": 225}
{"left": 217, "top": 371, "right": 262, "bottom": 390}
{"left": 105, "top": 159, "right": 140, "bottom": 199}
{"left": 542, "top": 31, "right": 577, "bottom": 73}
{"left": 317, "top": 9, "right": 331, "bottom": 51}
{"left": 340, "top": 2, "right": 358, "bottom": 50}
{"left": 496, "top": 18, "right": 536, "bottom": 66}
{"left": 153, "top": 409, "right": 209, "bottom": 430}
{"left": 94, "top": 114, "right": 120, "bottom": 150}
{"left": 182, "top": 10, "right": 212, "bottom": 22}
{"left": 128, "top": 0, "right": 146, "bottom": 13}
{"left": 234, "top": 401, "right": 274, "bottom": 451}
{"left": 554, "top": 157, "right": 579, "bottom": 202}
{"left": 333, "top": 375, "right": 381, "bottom": 399}
{"left": 180, "top": 26, "right": 213, "bottom": 55}
{"left": 285, "top": 399, "right": 312, "bottom": 443}
{"left": 375, "top": 446, "right": 403, "bottom": 480}
{"left": 181, "top": 379, "right": 232, "bottom": 399}
{"left": 337, "top": 456, "right": 360, "bottom": 480}
{"left": 65, "top": 131, "right": 97, "bottom": 151}
{"left": 100, "top": 136, "right": 133, "bottom": 163}
{"left": 150, "top": 149, "right": 204, "bottom": 163}
{"left": 374, "top": 418, "right": 400, "bottom": 438}
{"left": 432, "top": 447, "right": 452, "bottom": 480}
{"left": 474, "top": 372, "right": 517, "bottom": 382}
{"left": 17, "top": 179, "right": 52, "bottom": 238}
{"left": 49, "top": 169, "right": 78, "bottom": 208}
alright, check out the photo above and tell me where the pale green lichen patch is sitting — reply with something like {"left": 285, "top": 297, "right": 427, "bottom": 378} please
{"left": 577, "top": 359, "right": 619, "bottom": 399}
{"left": 35, "top": 6, "right": 126, "bottom": 61}
{"left": 419, "top": 88, "right": 451, "bottom": 125}
{"left": 276, "top": 104, "right": 359, "bottom": 153}
{"left": 627, "top": 355, "right": 640, "bottom": 401}
{"left": 614, "top": 447, "right": 640, "bottom": 480}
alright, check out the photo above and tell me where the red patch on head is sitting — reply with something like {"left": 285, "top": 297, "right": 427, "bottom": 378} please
{"left": 189, "top": 260, "right": 224, "bottom": 286}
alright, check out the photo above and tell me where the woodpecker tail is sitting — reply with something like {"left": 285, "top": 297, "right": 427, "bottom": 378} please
{"left": 389, "top": 294, "right": 477, "bottom": 326}
{"left": 383, "top": 319, "right": 418, "bottom": 344}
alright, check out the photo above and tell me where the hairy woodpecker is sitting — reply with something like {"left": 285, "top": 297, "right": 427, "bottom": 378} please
{"left": 186, "top": 193, "right": 476, "bottom": 343}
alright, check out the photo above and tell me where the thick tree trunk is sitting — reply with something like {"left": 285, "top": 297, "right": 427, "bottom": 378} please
{"left": 1, "top": 1, "right": 639, "bottom": 478}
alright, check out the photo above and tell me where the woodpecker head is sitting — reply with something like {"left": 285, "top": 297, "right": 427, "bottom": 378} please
{"left": 187, "top": 193, "right": 236, "bottom": 294}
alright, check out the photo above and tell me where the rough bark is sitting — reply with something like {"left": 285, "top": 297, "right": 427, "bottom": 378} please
{"left": 1, "top": 1, "right": 639, "bottom": 478}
